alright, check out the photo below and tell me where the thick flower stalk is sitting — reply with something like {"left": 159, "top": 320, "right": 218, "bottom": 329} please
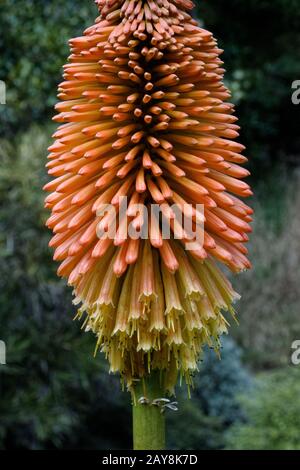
{"left": 44, "top": 0, "right": 253, "bottom": 394}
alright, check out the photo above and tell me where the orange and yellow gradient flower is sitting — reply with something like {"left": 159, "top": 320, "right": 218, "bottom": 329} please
{"left": 44, "top": 0, "right": 253, "bottom": 393}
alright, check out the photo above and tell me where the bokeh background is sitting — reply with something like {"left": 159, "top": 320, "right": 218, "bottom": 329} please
{"left": 1, "top": 0, "right": 300, "bottom": 450}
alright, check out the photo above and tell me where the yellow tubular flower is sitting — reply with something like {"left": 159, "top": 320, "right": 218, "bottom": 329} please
{"left": 44, "top": 0, "right": 253, "bottom": 394}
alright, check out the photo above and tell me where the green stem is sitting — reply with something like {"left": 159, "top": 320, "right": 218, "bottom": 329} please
{"left": 132, "top": 372, "right": 166, "bottom": 450}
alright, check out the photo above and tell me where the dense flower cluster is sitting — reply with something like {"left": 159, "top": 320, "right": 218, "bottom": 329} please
{"left": 44, "top": 0, "right": 253, "bottom": 392}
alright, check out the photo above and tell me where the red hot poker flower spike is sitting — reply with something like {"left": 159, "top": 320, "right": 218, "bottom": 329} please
{"left": 44, "top": 0, "right": 253, "bottom": 393}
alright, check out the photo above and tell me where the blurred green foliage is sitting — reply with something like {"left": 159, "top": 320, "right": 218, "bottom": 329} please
{"left": 193, "top": 338, "right": 252, "bottom": 425}
{"left": 226, "top": 368, "right": 300, "bottom": 450}
{"left": 197, "top": 0, "right": 300, "bottom": 173}
{"left": 0, "top": 0, "right": 96, "bottom": 135}
{"left": 168, "top": 338, "right": 252, "bottom": 450}
{"left": 231, "top": 169, "right": 300, "bottom": 370}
